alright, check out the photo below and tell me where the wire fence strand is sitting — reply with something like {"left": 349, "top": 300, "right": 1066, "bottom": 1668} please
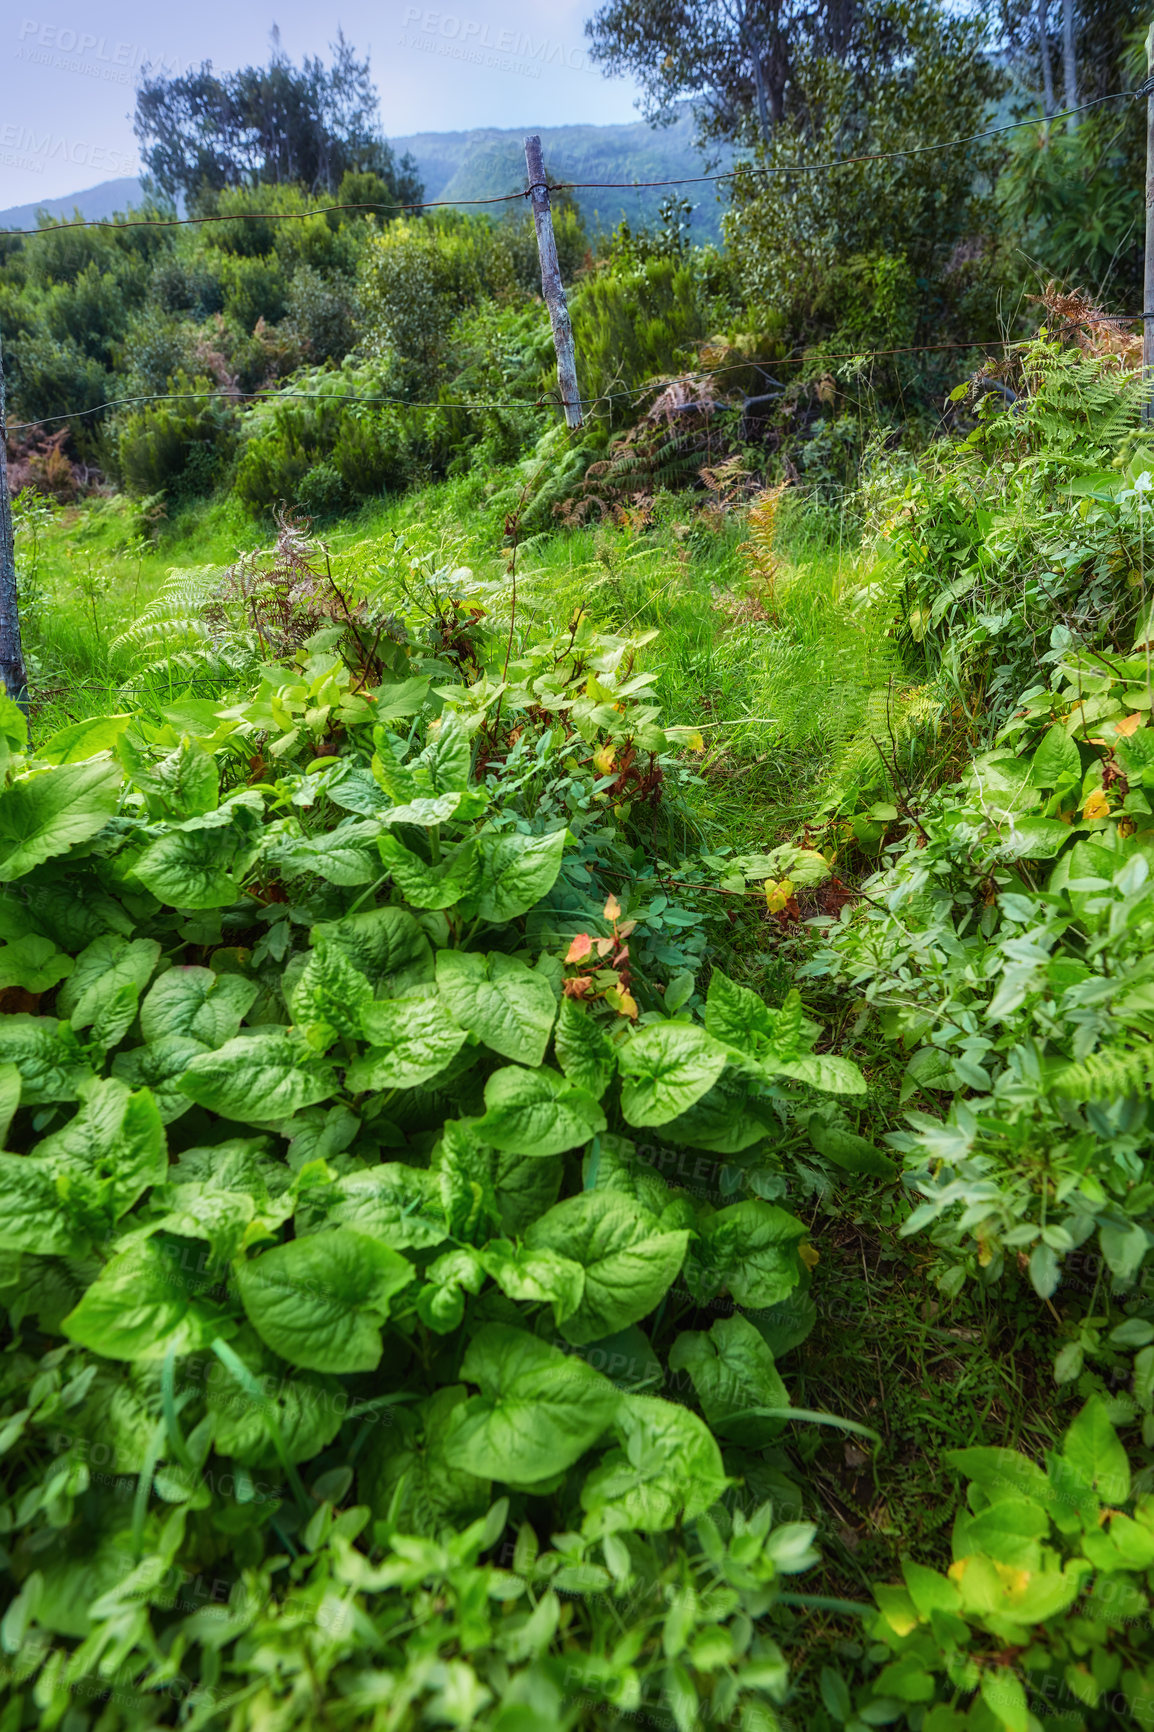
{"left": 8, "top": 333, "right": 1106, "bottom": 434}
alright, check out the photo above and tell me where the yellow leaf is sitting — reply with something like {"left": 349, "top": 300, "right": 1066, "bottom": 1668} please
{"left": 798, "top": 1241, "right": 819, "bottom": 1272}
{"left": 765, "top": 877, "right": 794, "bottom": 913}
{"left": 603, "top": 893, "right": 622, "bottom": 922}
{"left": 565, "top": 934, "right": 592, "bottom": 964}
{"left": 592, "top": 742, "right": 616, "bottom": 776}
{"left": 605, "top": 985, "right": 638, "bottom": 1019}
{"left": 1116, "top": 712, "right": 1143, "bottom": 737}
{"left": 1083, "top": 788, "right": 1110, "bottom": 821}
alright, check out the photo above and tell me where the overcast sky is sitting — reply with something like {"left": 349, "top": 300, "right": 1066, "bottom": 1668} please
{"left": 1, "top": 0, "right": 641, "bottom": 206}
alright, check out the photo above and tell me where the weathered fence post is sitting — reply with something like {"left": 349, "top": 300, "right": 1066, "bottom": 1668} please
{"left": 524, "top": 134, "right": 583, "bottom": 430}
{"left": 1145, "top": 20, "right": 1154, "bottom": 422}
{"left": 0, "top": 322, "right": 27, "bottom": 708}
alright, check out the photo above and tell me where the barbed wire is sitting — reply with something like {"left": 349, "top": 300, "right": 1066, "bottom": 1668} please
{"left": 0, "top": 88, "right": 1143, "bottom": 242}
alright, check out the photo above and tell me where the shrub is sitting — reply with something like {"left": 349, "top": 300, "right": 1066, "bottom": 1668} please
{"left": 115, "top": 371, "right": 238, "bottom": 498}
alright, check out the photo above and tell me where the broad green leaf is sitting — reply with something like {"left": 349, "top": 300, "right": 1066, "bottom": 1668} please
{"left": 1030, "top": 724, "right": 1080, "bottom": 788}
{"left": 808, "top": 1114, "right": 896, "bottom": 1178}
{"left": 703, "top": 969, "right": 779, "bottom": 1050}
{"left": 39, "top": 714, "right": 132, "bottom": 765}
{"left": 179, "top": 1031, "right": 337, "bottom": 1123}
{"left": 526, "top": 1191, "right": 688, "bottom": 1345}
{"left": 418, "top": 710, "right": 472, "bottom": 792}
{"left": 0, "top": 935, "right": 73, "bottom": 994}
{"left": 668, "top": 1314, "right": 789, "bottom": 1445}
{"left": 687, "top": 1201, "right": 807, "bottom": 1309}
{"left": 0, "top": 1153, "right": 92, "bottom": 1255}
{"left": 474, "top": 829, "right": 566, "bottom": 922}
{"left": 554, "top": 997, "right": 618, "bottom": 1098}
{"left": 433, "top": 1120, "right": 502, "bottom": 1243}
{"left": 266, "top": 822, "right": 380, "bottom": 886}
{"left": 945, "top": 1446, "right": 1051, "bottom": 1506}
{"left": 58, "top": 936, "right": 161, "bottom": 1031}
{"left": 33, "top": 1078, "right": 166, "bottom": 1217}
{"left": 383, "top": 792, "right": 464, "bottom": 826}
{"left": 618, "top": 1022, "right": 728, "bottom": 1127}
{"left": 486, "top": 1146, "right": 564, "bottom": 1237}
{"left": 582, "top": 1133, "right": 674, "bottom": 1219}
{"left": 311, "top": 906, "right": 433, "bottom": 998}
{"left": 236, "top": 1228, "right": 413, "bottom": 1373}
{"left": 378, "top": 833, "right": 480, "bottom": 909}
{"left": 1062, "top": 1395, "right": 1130, "bottom": 1504}
{"left": 1099, "top": 1216, "right": 1148, "bottom": 1283}
{"left": 290, "top": 945, "right": 373, "bottom": 1042}
{"left": 134, "top": 827, "right": 247, "bottom": 909}
{"left": 120, "top": 734, "right": 219, "bottom": 817}
{"left": 435, "top": 950, "right": 556, "bottom": 1066}
{"left": 979, "top": 1667, "right": 1029, "bottom": 1732}
{"left": 112, "top": 1035, "right": 211, "bottom": 1124}
{"left": 479, "top": 1239, "right": 585, "bottom": 1324}
{"left": 372, "top": 675, "right": 432, "bottom": 722}
{"left": 772, "top": 1053, "right": 867, "bottom": 1095}
{"left": 993, "top": 817, "right": 1077, "bottom": 862}
{"left": 62, "top": 1238, "right": 221, "bottom": 1361}
{"left": 956, "top": 1498, "right": 1049, "bottom": 1568}
{"left": 0, "top": 758, "right": 121, "bottom": 882}
{"left": 0, "top": 1016, "right": 91, "bottom": 1104}
{"left": 661, "top": 1071, "right": 777, "bottom": 1152}
{"left": 324, "top": 1163, "right": 448, "bottom": 1250}
{"left": 476, "top": 1065, "right": 606, "bottom": 1157}
{"left": 0, "top": 1063, "right": 18, "bottom": 1145}
{"left": 580, "top": 1393, "right": 729, "bottom": 1536}
{"left": 361, "top": 1384, "right": 491, "bottom": 1533}
{"left": 140, "top": 967, "right": 258, "bottom": 1047}
{"left": 205, "top": 1326, "right": 345, "bottom": 1467}
{"left": 348, "top": 995, "right": 468, "bottom": 1091}
{"left": 443, "top": 1323, "right": 620, "bottom": 1484}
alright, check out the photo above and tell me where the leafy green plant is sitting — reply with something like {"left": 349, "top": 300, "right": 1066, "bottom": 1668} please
{"left": 0, "top": 576, "right": 871, "bottom": 1723}
{"left": 848, "top": 1396, "right": 1154, "bottom": 1731}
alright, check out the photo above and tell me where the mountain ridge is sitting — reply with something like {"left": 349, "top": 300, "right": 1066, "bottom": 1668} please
{"left": 0, "top": 112, "right": 729, "bottom": 239}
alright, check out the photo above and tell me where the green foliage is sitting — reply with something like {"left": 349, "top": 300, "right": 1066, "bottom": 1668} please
{"left": 0, "top": 585, "right": 856, "bottom": 1722}
{"left": 569, "top": 254, "right": 710, "bottom": 424}
{"left": 115, "top": 374, "right": 239, "bottom": 501}
{"left": 852, "top": 1397, "right": 1154, "bottom": 1727}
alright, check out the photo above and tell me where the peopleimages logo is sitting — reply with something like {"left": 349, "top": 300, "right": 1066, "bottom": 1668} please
{"left": 398, "top": 7, "right": 596, "bottom": 78}
{"left": 15, "top": 19, "right": 191, "bottom": 82}
{"left": 0, "top": 124, "right": 136, "bottom": 177}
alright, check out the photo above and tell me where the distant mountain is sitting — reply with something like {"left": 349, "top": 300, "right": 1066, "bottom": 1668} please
{"left": 0, "top": 177, "right": 145, "bottom": 231}
{"left": 0, "top": 113, "right": 730, "bottom": 241}
{"left": 392, "top": 110, "right": 732, "bottom": 239}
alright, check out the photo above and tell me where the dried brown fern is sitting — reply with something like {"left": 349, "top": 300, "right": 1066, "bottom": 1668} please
{"left": 1033, "top": 283, "right": 1141, "bottom": 370}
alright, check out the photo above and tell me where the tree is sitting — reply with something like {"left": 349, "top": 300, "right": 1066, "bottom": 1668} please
{"left": 134, "top": 32, "right": 423, "bottom": 208}
{"left": 723, "top": 0, "right": 1006, "bottom": 343}
{"left": 585, "top": 0, "right": 903, "bottom": 150}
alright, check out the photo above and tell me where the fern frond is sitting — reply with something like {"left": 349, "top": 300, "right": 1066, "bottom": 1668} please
{"left": 110, "top": 565, "right": 222, "bottom": 657}
{"left": 1052, "top": 1043, "right": 1154, "bottom": 1101}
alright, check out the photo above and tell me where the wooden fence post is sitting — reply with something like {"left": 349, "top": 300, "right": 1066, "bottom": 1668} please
{"left": 524, "top": 134, "right": 583, "bottom": 430}
{"left": 0, "top": 323, "right": 27, "bottom": 708}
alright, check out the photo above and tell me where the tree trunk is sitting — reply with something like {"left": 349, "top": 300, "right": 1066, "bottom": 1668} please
{"left": 1037, "top": 0, "right": 1055, "bottom": 120}
{"left": 1061, "top": 0, "right": 1077, "bottom": 130}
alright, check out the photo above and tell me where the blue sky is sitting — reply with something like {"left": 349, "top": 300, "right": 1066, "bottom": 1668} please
{"left": 1, "top": 0, "right": 642, "bottom": 205}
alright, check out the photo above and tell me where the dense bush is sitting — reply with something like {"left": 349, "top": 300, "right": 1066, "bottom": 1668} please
{"left": 115, "top": 373, "right": 239, "bottom": 499}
